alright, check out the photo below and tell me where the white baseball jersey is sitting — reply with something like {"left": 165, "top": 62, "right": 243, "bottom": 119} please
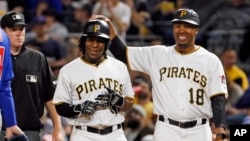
{"left": 127, "top": 45, "right": 228, "bottom": 121}
{"left": 53, "top": 56, "right": 134, "bottom": 126}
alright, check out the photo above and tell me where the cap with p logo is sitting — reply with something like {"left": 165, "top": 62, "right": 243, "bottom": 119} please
{"left": 171, "top": 8, "right": 199, "bottom": 26}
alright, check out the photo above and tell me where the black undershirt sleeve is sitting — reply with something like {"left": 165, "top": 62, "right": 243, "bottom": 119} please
{"left": 211, "top": 95, "right": 227, "bottom": 128}
{"left": 109, "top": 36, "right": 127, "bottom": 64}
{"left": 55, "top": 103, "right": 81, "bottom": 118}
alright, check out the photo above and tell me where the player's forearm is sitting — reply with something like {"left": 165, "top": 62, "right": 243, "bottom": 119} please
{"left": 0, "top": 81, "right": 17, "bottom": 127}
{"left": 55, "top": 102, "right": 81, "bottom": 118}
{"left": 45, "top": 101, "right": 62, "bottom": 128}
{"left": 211, "top": 94, "right": 227, "bottom": 129}
{"left": 109, "top": 35, "right": 127, "bottom": 64}
{"left": 120, "top": 96, "right": 134, "bottom": 112}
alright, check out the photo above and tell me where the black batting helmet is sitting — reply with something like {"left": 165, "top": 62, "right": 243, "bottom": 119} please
{"left": 171, "top": 8, "right": 199, "bottom": 26}
{"left": 78, "top": 19, "right": 110, "bottom": 53}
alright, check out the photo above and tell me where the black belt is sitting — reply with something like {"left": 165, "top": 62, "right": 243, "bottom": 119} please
{"left": 75, "top": 124, "right": 122, "bottom": 135}
{"left": 158, "top": 115, "right": 207, "bottom": 128}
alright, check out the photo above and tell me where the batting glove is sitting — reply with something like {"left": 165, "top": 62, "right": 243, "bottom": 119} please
{"left": 96, "top": 87, "right": 124, "bottom": 107}
{"left": 74, "top": 100, "right": 97, "bottom": 116}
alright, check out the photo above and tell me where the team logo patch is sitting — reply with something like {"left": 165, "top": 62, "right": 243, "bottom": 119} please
{"left": 12, "top": 14, "right": 22, "bottom": 20}
{"left": 0, "top": 46, "right": 4, "bottom": 80}
{"left": 219, "top": 75, "right": 226, "bottom": 85}
{"left": 26, "top": 75, "right": 37, "bottom": 83}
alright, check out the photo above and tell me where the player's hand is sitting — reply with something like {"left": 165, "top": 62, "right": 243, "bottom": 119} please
{"left": 95, "top": 87, "right": 124, "bottom": 107}
{"left": 213, "top": 127, "right": 227, "bottom": 141}
{"left": 4, "top": 134, "right": 29, "bottom": 141}
{"left": 95, "top": 87, "right": 124, "bottom": 114}
{"left": 52, "top": 125, "right": 65, "bottom": 141}
{"left": 74, "top": 100, "right": 97, "bottom": 116}
{"left": 5, "top": 125, "right": 25, "bottom": 139}
{"left": 213, "top": 133, "right": 227, "bottom": 141}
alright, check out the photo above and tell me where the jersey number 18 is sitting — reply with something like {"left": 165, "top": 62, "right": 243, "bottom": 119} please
{"left": 189, "top": 88, "right": 204, "bottom": 105}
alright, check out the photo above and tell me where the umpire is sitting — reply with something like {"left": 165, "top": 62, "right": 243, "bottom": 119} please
{"left": 0, "top": 11, "right": 64, "bottom": 141}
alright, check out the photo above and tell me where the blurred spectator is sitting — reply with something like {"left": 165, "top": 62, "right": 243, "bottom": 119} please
{"left": 225, "top": 75, "right": 245, "bottom": 126}
{"left": 125, "top": 0, "right": 153, "bottom": 37}
{"left": 26, "top": 0, "right": 62, "bottom": 13}
{"left": 152, "top": 0, "right": 175, "bottom": 22}
{"left": 239, "top": 25, "right": 250, "bottom": 63}
{"left": 64, "top": 37, "right": 81, "bottom": 62}
{"left": 200, "top": 0, "right": 250, "bottom": 32}
{"left": 70, "top": 3, "right": 93, "bottom": 33}
{"left": 11, "top": 5, "right": 25, "bottom": 13}
{"left": 25, "top": 1, "right": 49, "bottom": 25}
{"left": 42, "top": 8, "right": 69, "bottom": 41}
{"left": 92, "top": 0, "right": 132, "bottom": 41}
{"left": 0, "top": 0, "right": 8, "bottom": 18}
{"left": 8, "top": 0, "right": 62, "bottom": 25}
{"left": 25, "top": 16, "right": 68, "bottom": 77}
{"left": 148, "top": 36, "right": 163, "bottom": 46}
{"left": 226, "top": 78, "right": 244, "bottom": 112}
{"left": 7, "top": 0, "right": 26, "bottom": 12}
{"left": 132, "top": 76, "right": 154, "bottom": 126}
{"left": 232, "top": 88, "right": 250, "bottom": 124}
{"left": 219, "top": 48, "right": 249, "bottom": 91}
{"left": 61, "top": 0, "right": 75, "bottom": 25}
{"left": 124, "top": 104, "right": 154, "bottom": 141}
{"left": 182, "top": 0, "right": 225, "bottom": 28}
{"left": 235, "top": 88, "right": 250, "bottom": 109}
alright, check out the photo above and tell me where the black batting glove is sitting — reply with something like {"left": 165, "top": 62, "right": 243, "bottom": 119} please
{"left": 74, "top": 100, "right": 97, "bottom": 116}
{"left": 95, "top": 87, "right": 124, "bottom": 107}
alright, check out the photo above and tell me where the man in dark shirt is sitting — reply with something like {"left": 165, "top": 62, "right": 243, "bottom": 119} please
{"left": 0, "top": 11, "right": 64, "bottom": 141}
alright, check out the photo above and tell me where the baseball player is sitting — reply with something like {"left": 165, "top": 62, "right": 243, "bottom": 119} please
{"left": 52, "top": 19, "right": 134, "bottom": 141}
{"left": 0, "top": 27, "right": 28, "bottom": 140}
{"left": 92, "top": 8, "right": 228, "bottom": 141}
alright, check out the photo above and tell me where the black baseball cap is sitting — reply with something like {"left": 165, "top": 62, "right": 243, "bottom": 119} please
{"left": 1, "top": 11, "right": 27, "bottom": 28}
{"left": 171, "top": 8, "right": 199, "bottom": 26}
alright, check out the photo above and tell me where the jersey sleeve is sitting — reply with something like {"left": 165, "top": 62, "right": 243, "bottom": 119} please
{"left": 127, "top": 46, "right": 156, "bottom": 74}
{"left": 121, "top": 63, "right": 134, "bottom": 99}
{"left": 52, "top": 68, "right": 72, "bottom": 104}
{"left": 208, "top": 55, "right": 228, "bottom": 98}
{"left": 0, "top": 29, "right": 17, "bottom": 127}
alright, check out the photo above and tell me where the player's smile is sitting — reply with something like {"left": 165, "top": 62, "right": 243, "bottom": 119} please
{"left": 173, "top": 22, "right": 198, "bottom": 48}
{"left": 176, "top": 34, "right": 188, "bottom": 42}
